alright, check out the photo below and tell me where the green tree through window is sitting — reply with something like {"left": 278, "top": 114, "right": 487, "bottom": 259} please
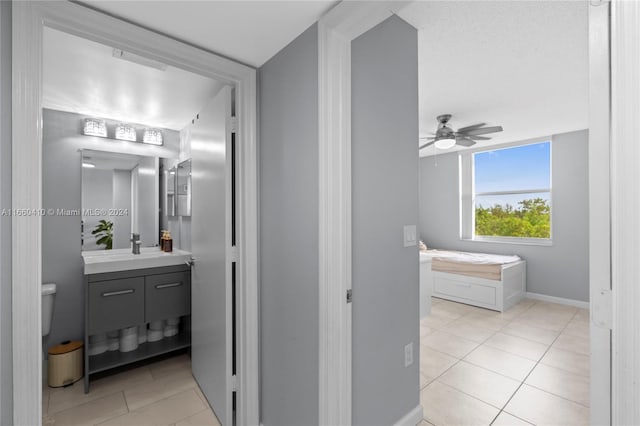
{"left": 471, "top": 141, "right": 552, "bottom": 240}
{"left": 475, "top": 197, "right": 550, "bottom": 238}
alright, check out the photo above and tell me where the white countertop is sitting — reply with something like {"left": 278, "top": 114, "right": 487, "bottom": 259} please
{"left": 82, "top": 247, "right": 192, "bottom": 275}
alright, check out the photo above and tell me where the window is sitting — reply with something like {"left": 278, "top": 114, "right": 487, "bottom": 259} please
{"left": 460, "top": 140, "right": 552, "bottom": 243}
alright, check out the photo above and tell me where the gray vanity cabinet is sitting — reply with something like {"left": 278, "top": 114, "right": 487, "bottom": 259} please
{"left": 145, "top": 272, "right": 191, "bottom": 322}
{"left": 84, "top": 264, "right": 191, "bottom": 392}
{"left": 88, "top": 277, "right": 145, "bottom": 334}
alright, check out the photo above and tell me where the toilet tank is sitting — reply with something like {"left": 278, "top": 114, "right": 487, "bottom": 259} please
{"left": 42, "top": 283, "right": 57, "bottom": 336}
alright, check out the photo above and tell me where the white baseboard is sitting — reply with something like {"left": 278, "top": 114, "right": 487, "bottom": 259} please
{"left": 394, "top": 404, "right": 424, "bottom": 426}
{"left": 526, "top": 292, "right": 589, "bottom": 310}
{"left": 259, "top": 405, "right": 424, "bottom": 426}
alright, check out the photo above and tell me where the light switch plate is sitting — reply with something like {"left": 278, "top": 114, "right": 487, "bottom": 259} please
{"left": 403, "top": 225, "right": 417, "bottom": 247}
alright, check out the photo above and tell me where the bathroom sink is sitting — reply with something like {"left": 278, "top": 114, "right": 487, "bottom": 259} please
{"left": 82, "top": 248, "right": 192, "bottom": 274}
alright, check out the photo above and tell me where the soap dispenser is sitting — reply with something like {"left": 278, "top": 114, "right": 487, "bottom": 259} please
{"left": 161, "top": 230, "right": 173, "bottom": 252}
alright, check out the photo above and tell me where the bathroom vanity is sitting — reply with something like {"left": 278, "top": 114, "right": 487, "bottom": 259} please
{"left": 82, "top": 248, "right": 192, "bottom": 392}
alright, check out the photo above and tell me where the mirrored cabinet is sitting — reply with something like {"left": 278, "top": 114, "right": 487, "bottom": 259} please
{"left": 177, "top": 159, "right": 191, "bottom": 217}
{"left": 165, "top": 166, "right": 177, "bottom": 218}
{"left": 164, "top": 159, "right": 191, "bottom": 218}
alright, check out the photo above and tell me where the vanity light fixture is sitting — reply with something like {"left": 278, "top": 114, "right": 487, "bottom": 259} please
{"left": 143, "top": 128, "right": 163, "bottom": 145}
{"left": 115, "top": 123, "right": 137, "bottom": 142}
{"left": 83, "top": 118, "right": 107, "bottom": 138}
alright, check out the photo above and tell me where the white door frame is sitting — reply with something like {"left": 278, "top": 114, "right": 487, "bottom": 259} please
{"left": 588, "top": 1, "right": 612, "bottom": 425}
{"left": 317, "top": 2, "right": 414, "bottom": 425}
{"left": 11, "top": 2, "right": 258, "bottom": 425}
{"left": 609, "top": 1, "right": 640, "bottom": 424}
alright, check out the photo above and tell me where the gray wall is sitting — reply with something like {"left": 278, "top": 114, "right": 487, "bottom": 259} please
{"left": 258, "top": 23, "right": 319, "bottom": 426}
{"left": 42, "top": 109, "right": 179, "bottom": 347}
{"left": 419, "top": 129, "right": 589, "bottom": 301}
{"left": 0, "top": 1, "right": 12, "bottom": 423}
{"left": 351, "top": 16, "right": 420, "bottom": 425}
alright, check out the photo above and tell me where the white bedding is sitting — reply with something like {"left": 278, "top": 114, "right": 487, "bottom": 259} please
{"left": 426, "top": 250, "right": 520, "bottom": 265}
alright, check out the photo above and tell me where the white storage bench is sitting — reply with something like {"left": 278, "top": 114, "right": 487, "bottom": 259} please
{"left": 424, "top": 250, "right": 526, "bottom": 312}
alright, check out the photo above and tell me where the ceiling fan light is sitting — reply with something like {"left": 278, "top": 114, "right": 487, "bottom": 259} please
{"left": 434, "top": 138, "right": 456, "bottom": 149}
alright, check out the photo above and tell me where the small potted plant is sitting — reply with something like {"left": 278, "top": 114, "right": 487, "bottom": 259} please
{"left": 91, "top": 220, "right": 113, "bottom": 250}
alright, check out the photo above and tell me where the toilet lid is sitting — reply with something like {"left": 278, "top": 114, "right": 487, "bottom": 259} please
{"left": 42, "top": 283, "right": 57, "bottom": 295}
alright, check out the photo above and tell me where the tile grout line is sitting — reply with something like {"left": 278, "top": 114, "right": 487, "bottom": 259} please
{"left": 422, "top": 299, "right": 587, "bottom": 425}
{"left": 47, "top": 387, "right": 129, "bottom": 418}
{"left": 420, "top": 299, "right": 532, "bottom": 392}
{"left": 93, "top": 386, "right": 202, "bottom": 426}
{"left": 489, "top": 307, "right": 581, "bottom": 425}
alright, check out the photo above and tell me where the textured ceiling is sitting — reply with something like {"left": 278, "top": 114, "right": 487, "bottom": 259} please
{"left": 398, "top": 1, "right": 589, "bottom": 156}
{"left": 46, "top": 1, "right": 588, "bottom": 150}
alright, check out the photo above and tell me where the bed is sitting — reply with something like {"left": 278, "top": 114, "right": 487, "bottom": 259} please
{"left": 421, "top": 249, "right": 526, "bottom": 313}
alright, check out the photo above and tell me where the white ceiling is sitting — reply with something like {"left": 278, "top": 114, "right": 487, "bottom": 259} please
{"left": 398, "top": 1, "right": 588, "bottom": 156}
{"left": 82, "top": 1, "right": 338, "bottom": 68}
{"left": 45, "top": 1, "right": 588, "bottom": 153}
{"left": 43, "top": 27, "right": 224, "bottom": 130}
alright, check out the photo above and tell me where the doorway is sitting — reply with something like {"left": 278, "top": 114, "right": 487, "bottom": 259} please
{"left": 11, "top": 2, "right": 258, "bottom": 425}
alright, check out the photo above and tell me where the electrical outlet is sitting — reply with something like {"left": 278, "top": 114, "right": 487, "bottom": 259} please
{"left": 404, "top": 342, "right": 413, "bottom": 367}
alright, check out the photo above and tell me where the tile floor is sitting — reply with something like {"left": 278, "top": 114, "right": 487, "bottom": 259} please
{"left": 42, "top": 297, "right": 589, "bottom": 426}
{"left": 420, "top": 297, "right": 590, "bottom": 426}
{"left": 42, "top": 353, "right": 221, "bottom": 426}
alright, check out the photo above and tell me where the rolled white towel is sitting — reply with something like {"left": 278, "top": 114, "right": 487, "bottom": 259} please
{"left": 149, "top": 320, "right": 164, "bottom": 331}
{"left": 147, "top": 329, "right": 164, "bottom": 342}
{"left": 166, "top": 317, "right": 181, "bottom": 326}
{"left": 163, "top": 324, "right": 179, "bottom": 337}
{"left": 107, "top": 337, "right": 119, "bottom": 351}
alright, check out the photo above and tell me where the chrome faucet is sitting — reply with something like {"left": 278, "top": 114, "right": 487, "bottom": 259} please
{"left": 131, "top": 233, "right": 141, "bottom": 255}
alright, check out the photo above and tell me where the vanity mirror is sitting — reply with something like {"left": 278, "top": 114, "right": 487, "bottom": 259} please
{"left": 81, "top": 149, "right": 160, "bottom": 251}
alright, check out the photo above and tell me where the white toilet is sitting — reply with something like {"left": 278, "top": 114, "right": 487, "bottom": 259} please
{"left": 42, "top": 283, "right": 57, "bottom": 336}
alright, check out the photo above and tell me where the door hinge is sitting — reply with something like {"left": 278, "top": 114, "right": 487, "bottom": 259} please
{"left": 228, "top": 117, "right": 238, "bottom": 133}
{"left": 231, "top": 374, "right": 238, "bottom": 391}
{"left": 346, "top": 289, "right": 352, "bottom": 304}
{"left": 592, "top": 288, "right": 612, "bottom": 329}
{"left": 230, "top": 246, "right": 239, "bottom": 262}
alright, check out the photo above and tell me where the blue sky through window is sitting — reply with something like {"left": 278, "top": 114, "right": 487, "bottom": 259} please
{"left": 474, "top": 142, "right": 551, "bottom": 207}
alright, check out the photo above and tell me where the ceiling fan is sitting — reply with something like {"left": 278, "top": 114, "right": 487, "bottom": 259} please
{"left": 419, "top": 114, "right": 503, "bottom": 150}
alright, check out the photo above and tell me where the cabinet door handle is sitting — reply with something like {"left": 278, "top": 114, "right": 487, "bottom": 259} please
{"left": 101, "top": 289, "right": 135, "bottom": 297}
{"left": 155, "top": 282, "right": 182, "bottom": 290}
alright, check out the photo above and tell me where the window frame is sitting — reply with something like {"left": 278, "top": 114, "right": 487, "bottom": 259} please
{"left": 459, "top": 137, "right": 553, "bottom": 246}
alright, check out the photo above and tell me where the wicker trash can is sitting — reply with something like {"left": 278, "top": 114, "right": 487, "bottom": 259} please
{"left": 48, "top": 340, "right": 83, "bottom": 388}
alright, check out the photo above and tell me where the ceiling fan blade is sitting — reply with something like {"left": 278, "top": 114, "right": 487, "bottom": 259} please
{"left": 456, "top": 123, "right": 486, "bottom": 133}
{"left": 466, "top": 135, "right": 491, "bottom": 140}
{"left": 460, "top": 126, "right": 503, "bottom": 136}
{"left": 419, "top": 136, "right": 436, "bottom": 140}
{"left": 419, "top": 140, "right": 436, "bottom": 150}
{"left": 456, "top": 138, "right": 476, "bottom": 147}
